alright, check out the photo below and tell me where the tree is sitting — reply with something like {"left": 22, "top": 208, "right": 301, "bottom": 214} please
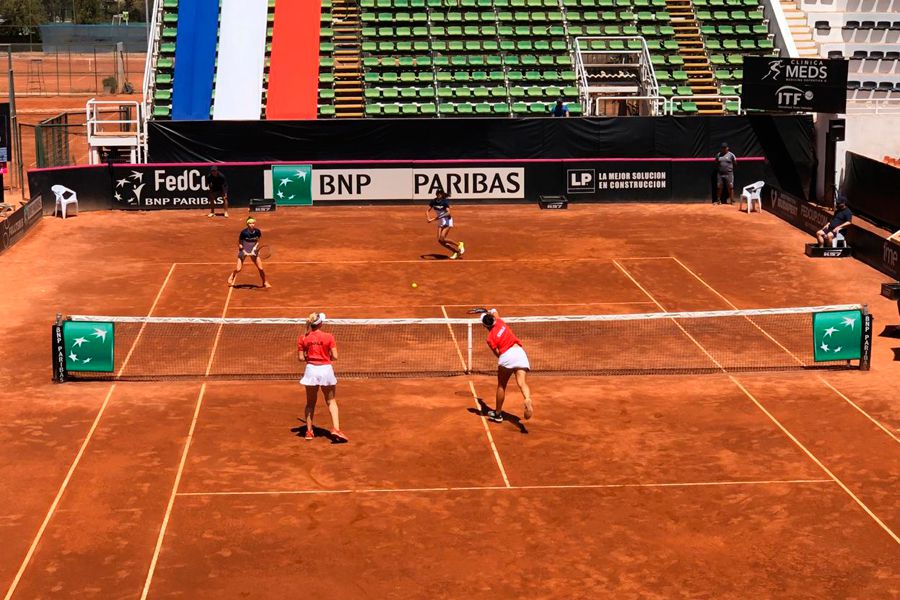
{"left": 0, "top": 0, "right": 47, "bottom": 28}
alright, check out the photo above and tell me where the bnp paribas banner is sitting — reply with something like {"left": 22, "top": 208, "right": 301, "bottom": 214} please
{"left": 265, "top": 165, "right": 525, "bottom": 202}
{"left": 62, "top": 321, "right": 115, "bottom": 372}
{"left": 812, "top": 309, "right": 863, "bottom": 362}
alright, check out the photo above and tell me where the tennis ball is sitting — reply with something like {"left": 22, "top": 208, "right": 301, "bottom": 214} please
{"left": 411, "top": 282, "right": 418, "bottom": 289}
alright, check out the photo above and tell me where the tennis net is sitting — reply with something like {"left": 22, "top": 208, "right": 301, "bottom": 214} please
{"left": 51, "top": 305, "right": 872, "bottom": 382}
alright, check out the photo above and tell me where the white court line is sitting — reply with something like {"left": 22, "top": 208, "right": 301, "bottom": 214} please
{"left": 668, "top": 255, "right": 899, "bottom": 445}
{"left": 615, "top": 260, "right": 900, "bottom": 546}
{"left": 139, "top": 384, "right": 208, "bottom": 600}
{"left": 140, "top": 282, "right": 235, "bottom": 599}
{"left": 176, "top": 257, "right": 676, "bottom": 266}
{"left": 116, "top": 263, "right": 178, "bottom": 379}
{"left": 612, "top": 260, "right": 725, "bottom": 370}
{"left": 731, "top": 377, "right": 899, "bottom": 545}
{"left": 2, "top": 386, "right": 117, "bottom": 600}
{"left": 175, "top": 478, "right": 833, "bottom": 498}
{"left": 4, "top": 263, "right": 178, "bottom": 600}
{"left": 230, "top": 301, "right": 658, "bottom": 310}
{"left": 441, "top": 305, "right": 511, "bottom": 488}
{"left": 816, "top": 378, "right": 900, "bottom": 444}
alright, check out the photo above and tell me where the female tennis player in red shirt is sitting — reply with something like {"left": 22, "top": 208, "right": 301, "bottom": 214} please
{"left": 481, "top": 309, "right": 533, "bottom": 423}
{"left": 298, "top": 312, "right": 348, "bottom": 443}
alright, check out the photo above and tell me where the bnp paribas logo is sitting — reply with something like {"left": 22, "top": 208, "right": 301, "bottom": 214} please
{"left": 812, "top": 310, "right": 862, "bottom": 362}
{"left": 114, "top": 170, "right": 146, "bottom": 206}
{"left": 271, "top": 165, "right": 312, "bottom": 206}
{"left": 63, "top": 321, "right": 115, "bottom": 372}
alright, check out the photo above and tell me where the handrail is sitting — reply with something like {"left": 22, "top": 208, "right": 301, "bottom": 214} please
{"left": 141, "top": 0, "right": 162, "bottom": 127}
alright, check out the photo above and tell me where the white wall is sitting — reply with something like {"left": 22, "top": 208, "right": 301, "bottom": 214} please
{"left": 816, "top": 112, "right": 900, "bottom": 199}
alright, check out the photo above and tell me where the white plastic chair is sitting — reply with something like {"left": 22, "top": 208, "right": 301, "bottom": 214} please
{"left": 739, "top": 181, "right": 765, "bottom": 213}
{"left": 52, "top": 185, "right": 78, "bottom": 218}
{"left": 831, "top": 231, "right": 847, "bottom": 248}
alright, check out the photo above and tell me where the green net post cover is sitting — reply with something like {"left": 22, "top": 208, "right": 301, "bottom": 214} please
{"left": 812, "top": 309, "right": 862, "bottom": 362}
{"left": 272, "top": 165, "right": 313, "bottom": 206}
{"left": 63, "top": 321, "right": 115, "bottom": 372}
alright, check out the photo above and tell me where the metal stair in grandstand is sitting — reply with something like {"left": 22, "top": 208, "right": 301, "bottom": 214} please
{"left": 331, "top": 0, "right": 365, "bottom": 118}
{"left": 665, "top": 0, "right": 723, "bottom": 114}
{"left": 779, "top": 1, "right": 819, "bottom": 58}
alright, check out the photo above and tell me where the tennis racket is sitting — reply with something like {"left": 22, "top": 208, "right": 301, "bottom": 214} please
{"left": 254, "top": 245, "right": 272, "bottom": 260}
{"left": 467, "top": 307, "right": 488, "bottom": 315}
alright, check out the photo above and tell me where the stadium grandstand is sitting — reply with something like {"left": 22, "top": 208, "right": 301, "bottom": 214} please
{"left": 143, "top": 0, "right": 782, "bottom": 119}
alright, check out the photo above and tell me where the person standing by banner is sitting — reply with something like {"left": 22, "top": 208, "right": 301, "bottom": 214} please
{"left": 714, "top": 142, "right": 737, "bottom": 205}
{"left": 207, "top": 165, "right": 229, "bottom": 218}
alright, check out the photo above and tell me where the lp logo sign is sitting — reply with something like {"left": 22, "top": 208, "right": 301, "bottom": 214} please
{"left": 567, "top": 169, "right": 596, "bottom": 193}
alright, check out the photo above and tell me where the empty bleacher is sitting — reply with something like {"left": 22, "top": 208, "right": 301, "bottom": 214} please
{"left": 146, "top": 0, "right": 780, "bottom": 119}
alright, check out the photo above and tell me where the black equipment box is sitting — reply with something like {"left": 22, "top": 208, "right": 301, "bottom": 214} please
{"left": 539, "top": 195, "right": 568, "bottom": 210}
{"left": 881, "top": 282, "right": 900, "bottom": 300}
{"left": 805, "top": 243, "right": 852, "bottom": 258}
{"left": 249, "top": 198, "right": 276, "bottom": 212}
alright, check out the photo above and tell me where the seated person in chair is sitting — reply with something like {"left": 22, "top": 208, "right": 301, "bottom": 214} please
{"left": 816, "top": 197, "right": 852, "bottom": 247}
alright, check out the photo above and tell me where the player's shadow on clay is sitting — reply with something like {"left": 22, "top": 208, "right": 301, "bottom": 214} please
{"left": 468, "top": 397, "right": 528, "bottom": 434}
{"left": 231, "top": 283, "right": 267, "bottom": 290}
{"left": 419, "top": 253, "right": 451, "bottom": 261}
{"left": 291, "top": 421, "right": 347, "bottom": 444}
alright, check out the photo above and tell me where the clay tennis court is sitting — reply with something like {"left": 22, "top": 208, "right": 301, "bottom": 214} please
{"left": 1, "top": 203, "right": 898, "bottom": 598}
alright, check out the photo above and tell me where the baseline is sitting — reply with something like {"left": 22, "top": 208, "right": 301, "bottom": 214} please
{"left": 176, "top": 478, "right": 833, "bottom": 497}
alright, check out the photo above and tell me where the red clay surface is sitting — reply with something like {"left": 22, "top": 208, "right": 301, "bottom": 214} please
{"left": 0, "top": 204, "right": 898, "bottom": 599}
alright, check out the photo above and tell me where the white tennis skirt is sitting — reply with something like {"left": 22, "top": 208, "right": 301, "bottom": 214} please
{"left": 438, "top": 216, "right": 453, "bottom": 228}
{"left": 300, "top": 364, "right": 337, "bottom": 386}
{"left": 498, "top": 345, "right": 530, "bottom": 370}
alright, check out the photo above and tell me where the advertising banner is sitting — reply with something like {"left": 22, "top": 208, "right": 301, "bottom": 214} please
{"left": 108, "top": 165, "right": 264, "bottom": 210}
{"left": 264, "top": 166, "right": 526, "bottom": 202}
{"left": 812, "top": 309, "right": 863, "bottom": 362}
{"left": 742, "top": 57, "right": 848, "bottom": 113}
{"left": 765, "top": 184, "right": 900, "bottom": 281}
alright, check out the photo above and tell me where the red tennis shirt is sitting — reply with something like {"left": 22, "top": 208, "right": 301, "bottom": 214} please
{"left": 298, "top": 330, "right": 336, "bottom": 365}
{"left": 486, "top": 318, "right": 522, "bottom": 355}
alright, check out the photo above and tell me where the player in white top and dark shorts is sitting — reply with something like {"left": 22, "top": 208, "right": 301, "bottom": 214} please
{"left": 426, "top": 190, "right": 465, "bottom": 260}
{"left": 227, "top": 218, "right": 271, "bottom": 288}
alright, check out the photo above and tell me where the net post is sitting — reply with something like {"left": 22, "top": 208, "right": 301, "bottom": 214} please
{"left": 51, "top": 313, "right": 67, "bottom": 383}
{"left": 466, "top": 322, "right": 473, "bottom": 374}
{"left": 860, "top": 305, "right": 873, "bottom": 371}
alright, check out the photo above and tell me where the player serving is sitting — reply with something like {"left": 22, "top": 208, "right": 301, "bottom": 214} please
{"left": 478, "top": 308, "right": 533, "bottom": 423}
{"left": 426, "top": 190, "right": 465, "bottom": 259}
{"left": 298, "top": 312, "right": 348, "bottom": 443}
{"left": 227, "top": 217, "right": 271, "bottom": 288}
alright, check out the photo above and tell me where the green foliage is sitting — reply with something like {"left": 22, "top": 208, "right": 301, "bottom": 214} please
{"left": 0, "top": 0, "right": 47, "bottom": 28}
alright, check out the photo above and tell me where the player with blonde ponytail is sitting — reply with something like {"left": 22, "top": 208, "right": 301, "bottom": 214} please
{"left": 297, "top": 312, "right": 347, "bottom": 442}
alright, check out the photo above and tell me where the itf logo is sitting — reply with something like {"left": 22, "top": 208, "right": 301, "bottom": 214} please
{"left": 567, "top": 169, "right": 596, "bottom": 193}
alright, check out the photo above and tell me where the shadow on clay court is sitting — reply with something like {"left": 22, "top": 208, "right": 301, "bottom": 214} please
{"left": 230, "top": 283, "right": 268, "bottom": 290}
{"left": 419, "top": 253, "right": 451, "bottom": 261}
{"left": 877, "top": 327, "right": 900, "bottom": 361}
{"left": 469, "top": 398, "right": 528, "bottom": 434}
{"left": 291, "top": 421, "right": 348, "bottom": 444}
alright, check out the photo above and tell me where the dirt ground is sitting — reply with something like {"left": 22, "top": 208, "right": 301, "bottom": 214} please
{"left": 0, "top": 203, "right": 898, "bottom": 598}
